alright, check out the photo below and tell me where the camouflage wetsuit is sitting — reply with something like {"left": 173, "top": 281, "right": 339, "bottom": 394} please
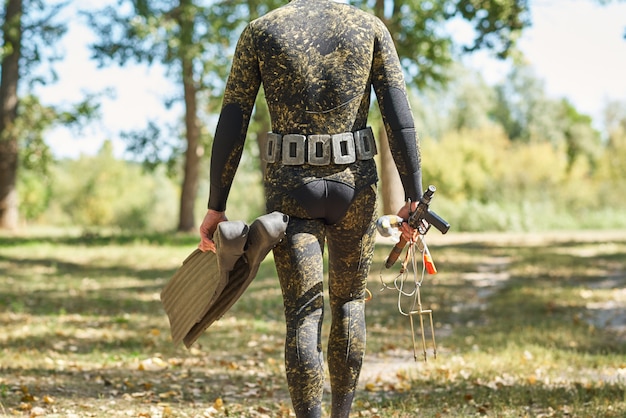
{"left": 208, "top": 1, "right": 422, "bottom": 417}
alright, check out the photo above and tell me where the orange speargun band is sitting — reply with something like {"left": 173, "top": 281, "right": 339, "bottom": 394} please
{"left": 423, "top": 245, "right": 437, "bottom": 275}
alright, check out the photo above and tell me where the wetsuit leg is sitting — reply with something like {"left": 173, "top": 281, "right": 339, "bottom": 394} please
{"left": 268, "top": 172, "right": 377, "bottom": 417}
{"left": 326, "top": 185, "right": 378, "bottom": 418}
{"left": 273, "top": 217, "right": 327, "bottom": 418}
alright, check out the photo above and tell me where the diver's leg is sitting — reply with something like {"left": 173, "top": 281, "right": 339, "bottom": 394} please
{"left": 326, "top": 185, "right": 377, "bottom": 418}
{"left": 273, "top": 217, "right": 326, "bottom": 418}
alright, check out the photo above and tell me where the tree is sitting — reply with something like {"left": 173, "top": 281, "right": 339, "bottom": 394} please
{"left": 600, "top": 100, "right": 626, "bottom": 182}
{"left": 0, "top": 0, "right": 97, "bottom": 230}
{"left": 87, "top": 0, "right": 214, "bottom": 232}
{"left": 491, "top": 65, "right": 560, "bottom": 143}
{"left": 559, "top": 99, "right": 602, "bottom": 172}
{"left": 0, "top": 0, "right": 22, "bottom": 229}
{"left": 49, "top": 140, "right": 179, "bottom": 230}
{"left": 491, "top": 64, "right": 601, "bottom": 172}
{"left": 85, "top": 0, "right": 531, "bottom": 227}
{"left": 352, "top": 0, "right": 531, "bottom": 214}
{"left": 86, "top": 0, "right": 282, "bottom": 232}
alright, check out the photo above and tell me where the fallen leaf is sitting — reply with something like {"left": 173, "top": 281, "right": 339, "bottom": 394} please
{"left": 159, "top": 390, "right": 178, "bottom": 399}
{"left": 30, "top": 406, "right": 46, "bottom": 416}
{"left": 365, "top": 382, "right": 377, "bottom": 392}
{"left": 139, "top": 357, "right": 168, "bottom": 371}
{"left": 19, "top": 402, "right": 32, "bottom": 411}
{"left": 213, "top": 398, "right": 224, "bottom": 409}
{"left": 21, "top": 394, "right": 36, "bottom": 402}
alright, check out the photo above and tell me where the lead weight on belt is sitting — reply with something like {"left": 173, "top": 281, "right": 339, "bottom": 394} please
{"left": 282, "top": 134, "right": 306, "bottom": 165}
{"left": 332, "top": 132, "right": 356, "bottom": 164}
{"left": 307, "top": 134, "right": 331, "bottom": 166}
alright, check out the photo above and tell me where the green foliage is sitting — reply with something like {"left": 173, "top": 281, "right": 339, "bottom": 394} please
{"left": 408, "top": 62, "right": 624, "bottom": 233}
{"left": 23, "top": 137, "right": 264, "bottom": 231}
{"left": 83, "top": 0, "right": 282, "bottom": 153}
{"left": 25, "top": 106, "right": 626, "bottom": 233}
{"left": 491, "top": 66, "right": 602, "bottom": 171}
{"left": 17, "top": 169, "right": 51, "bottom": 221}
{"left": 82, "top": 0, "right": 284, "bottom": 231}
{"left": 421, "top": 125, "right": 508, "bottom": 203}
{"left": 411, "top": 63, "right": 496, "bottom": 137}
{"left": 0, "top": 1, "right": 102, "bottom": 230}
{"left": 17, "top": 94, "right": 100, "bottom": 173}
{"left": 83, "top": 0, "right": 532, "bottom": 167}
{"left": 455, "top": 0, "right": 529, "bottom": 58}
{"left": 421, "top": 124, "right": 626, "bottom": 232}
{"left": 350, "top": 0, "right": 530, "bottom": 87}
{"left": 14, "top": 56, "right": 623, "bottom": 233}
{"left": 120, "top": 120, "right": 183, "bottom": 174}
{"left": 15, "top": 95, "right": 100, "bottom": 223}
{"left": 44, "top": 141, "right": 179, "bottom": 231}
{"left": 10, "top": 2, "right": 622, "bottom": 233}
{"left": 492, "top": 65, "right": 563, "bottom": 144}
{"left": 223, "top": 152, "right": 265, "bottom": 222}
{"left": 1, "top": 0, "right": 68, "bottom": 85}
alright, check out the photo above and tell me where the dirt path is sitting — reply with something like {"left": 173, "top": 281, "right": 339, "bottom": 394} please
{"left": 362, "top": 230, "right": 626, "bottom": 388}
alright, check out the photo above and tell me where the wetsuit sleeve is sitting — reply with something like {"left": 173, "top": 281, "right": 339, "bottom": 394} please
{"left": 208, "top": 24, "right": 262, "bottom": 211}
{"left": 371, "top": 19, "right": 423, "bottom": 202}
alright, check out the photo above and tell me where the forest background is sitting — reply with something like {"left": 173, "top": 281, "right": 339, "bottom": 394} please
{"left": 1, "top": 0, "right": 626, "bottom": 235}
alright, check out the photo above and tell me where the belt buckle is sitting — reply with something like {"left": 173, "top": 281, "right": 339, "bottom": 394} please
{"left": 354, "top": 127, "right": 377, "bottom": 160}
{"left": 307, "top": 135, "right": 331, "bottom": 166}
{"left": 331, "top": 132, "right": 356, "bottom": 164}
{"left": 282, "top": 134, "right": 306, "bottom": 165}
{"left": 262, "top": 132, "right": 281, "bottom": 163}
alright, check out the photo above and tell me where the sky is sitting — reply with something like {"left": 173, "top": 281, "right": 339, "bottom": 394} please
{"left": 41, "top": 0, "right": 626, "bottom": 159}
{"left": 517, "top": 0, "right": 626, "bottom": 121}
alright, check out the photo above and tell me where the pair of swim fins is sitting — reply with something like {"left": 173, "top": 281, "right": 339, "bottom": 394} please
{"left": 160, "top": 211, "right": 289, "bottom": 348}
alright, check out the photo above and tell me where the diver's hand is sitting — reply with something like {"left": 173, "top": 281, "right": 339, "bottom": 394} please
{"left": 198, "top": 209, "right": 228, "bottom": 253}
{"left": 396, "top": 200, "right": 419, "bottom": 243}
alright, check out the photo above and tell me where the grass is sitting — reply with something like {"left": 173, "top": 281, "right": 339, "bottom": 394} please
{"left": 1, "top": 229, "right": 625, "bottom": 417}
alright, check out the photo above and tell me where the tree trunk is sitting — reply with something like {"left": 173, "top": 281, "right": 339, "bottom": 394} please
{"left": 178, "top": 60, "right": 201, "bottom": 232}
{"left": 0, "top": 0, "right": 22, "bottom": 230}
{"left": 373, "top": 0, "right": 404, "bottom": 216}
{"left": 377, "top": 125, "right": 404, "bottom": 215}
{"left": 176, "top": 0, "right": 201, "bottom": 232}
{"left": 253, "top": 93, "right": 270, "bottom": 188}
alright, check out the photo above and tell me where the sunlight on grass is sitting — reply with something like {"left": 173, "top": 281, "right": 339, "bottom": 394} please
{"left": 1, "top": 230, "right": 625, "bottom": 417}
